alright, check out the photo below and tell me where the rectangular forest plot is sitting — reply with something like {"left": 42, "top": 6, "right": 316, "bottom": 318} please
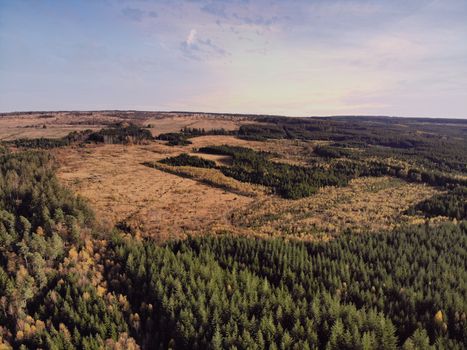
{"left": 158, "top": 153, "right": 217, "bottom": 168}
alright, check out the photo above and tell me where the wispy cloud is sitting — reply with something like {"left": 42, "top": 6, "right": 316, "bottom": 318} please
{"left": 199, "top": 1, "right": 285, "bottom": 29}
{"left": 122, "top": 7, "right": 145, "bottom": 22}
{"left": 186, "top": 29, "right": 197, "bottom": 46}
{"left": 121, "top": 7, "right": 157, "bottom": 22}
{"left": 198, "top": 38, "right": 227, "bottom": 56}
{"left": 180, "top": 28, "right": 228, "bottom": 60}
{"left": 201, "top": 2, "right": 227, "bottom": 19}
{"left": 232, "top": 13, "right": 282, "bottom": 27}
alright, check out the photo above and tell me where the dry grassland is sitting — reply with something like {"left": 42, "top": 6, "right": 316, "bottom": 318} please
{"left": 0, "top": 114, "right": 102, "bottom": 141}
{"left": 0, "top": 112, "right": 125, "bottom": 140}
{"left": 0, "top": 112, "right": 256, "bottom": 140}
{"left": 52, "top": 135, "right": 319, "bottom": 241}
{"left": 53, "top": 142, "right": 255, "bottom": 241}
{"left": 2, "top": 113, "right": 444, "bottom": 242}
{"left": 51, "top": 134, "right": 440, "bottom": 242}
{"left": 144, "top": 115, "right": 257, "bottom": 136}
{"left": 232, "top": 176, "right": 440, "bottom": 240}
{"left": 190, "top": 135, "right": 327, "bottom": 167}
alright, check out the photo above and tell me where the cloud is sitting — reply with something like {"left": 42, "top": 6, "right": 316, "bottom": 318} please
{"left": 186, "top": 29, "right": 197, "bottom": 46}
{"left": 198, "top": 38, "right": 227, "bottom": 56}
{"left": 121, "top": 7, "right": 157, "bottom": 22}
{"left": 180, "top": 29, "right": 228, "bottom": 60}
{"left": 200, "top": 1, "right": 284, "bottom": 28}
{"left": 232, "top": 13, "right": 283, "bottom": 27}
{"left": 122, "top": 7, "right": 145, "bottom": 22}
{"left": 201, "top": 2, "right": 228, "bottom": 18}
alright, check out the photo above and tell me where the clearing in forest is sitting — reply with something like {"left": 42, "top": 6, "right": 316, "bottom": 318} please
{"left": 53, "top": 135, "right": 440, "bottom": 241}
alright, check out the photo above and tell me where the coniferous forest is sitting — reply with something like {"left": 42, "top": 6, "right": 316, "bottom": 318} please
{"left": 0, "top": 114, "right": 466, "bottom": 349}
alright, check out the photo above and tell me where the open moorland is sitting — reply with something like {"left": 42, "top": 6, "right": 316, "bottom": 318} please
{"left": 0, "top": 111, "right": 255, "bottom": 141}
{"left": 2, "top": 111, "right": 465, "bottom": 241}
{"left": 1, "top": 111, "right": 466, "bottom": 349}
{"left": 2, "top": 111, "right": 456, "bottom": 240}
{"left": 52, "top": 138, "right": 439, "bottom": 241}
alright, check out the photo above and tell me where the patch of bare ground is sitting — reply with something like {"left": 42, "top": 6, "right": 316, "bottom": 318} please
{"left": 232, "top": 176, "right": 441, "bottom": 240}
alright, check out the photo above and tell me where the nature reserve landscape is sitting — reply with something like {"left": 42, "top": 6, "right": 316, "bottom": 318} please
{"left": 1, "top": 0, "right": 467, "bottom": 349}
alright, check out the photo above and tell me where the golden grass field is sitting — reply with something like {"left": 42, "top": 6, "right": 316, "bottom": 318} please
{"left": 54, "top": 137, "right": 438, "bottom": 241}
{"left": 53, "top": 141, "right": 254, "bottom": 242}
{"left": 2, "top": 113, "right": 442, "bottom": 241}
{"left": 232, "top": 176, "right": 439, "bottom": 240}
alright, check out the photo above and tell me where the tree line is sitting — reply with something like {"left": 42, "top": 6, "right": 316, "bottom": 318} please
{"left": 157, "top": 127, "right": 234, "bottom": 147}
{"left": 237, "top": 116, "right": 467, "bottom": 175}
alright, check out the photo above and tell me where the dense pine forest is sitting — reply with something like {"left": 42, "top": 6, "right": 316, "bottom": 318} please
{"left": 1, "top": 114, "right": 466, "bottom": 349}
{"left": 108, "top": 222, "right": 467, "bottom": 349}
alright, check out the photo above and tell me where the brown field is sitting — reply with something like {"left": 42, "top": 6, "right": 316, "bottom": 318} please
{"left": 0, "top": 111, "right": 256, "bottom": 140}
{"left": 52, "top": 134, "right": 279, "bottom": 240}
{"left": 2, "top": 113, "right": 442, "bottom": 241}
{"left": 144, "top": 114, "right": 257, "bottom": 136}
{"left": 53, "top": 136, "right": 322, "bottom": 240}
{"left": 53, "top": 142, "right": 256, "bottom": 242}
{"left": 0, "top": 112, "right": 118, "bottom": 140}
{"left": 191, "top": 135, "right": 327, "bottom": 167}
{"left": 145, "top": 162, "right": 267, "bottom": 197}
{"left": 49, "top": 131, "right": 439, "bottom": 242}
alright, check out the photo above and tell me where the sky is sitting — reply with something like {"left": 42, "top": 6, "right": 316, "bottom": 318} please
{"left": 1, "top": 0, "right": 466, "bottom": 118}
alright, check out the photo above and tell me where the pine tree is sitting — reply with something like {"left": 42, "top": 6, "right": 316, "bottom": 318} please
{"left": 211, "top": 326, "right": 223, "bottom": 350}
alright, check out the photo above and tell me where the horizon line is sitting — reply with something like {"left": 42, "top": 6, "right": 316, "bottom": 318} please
{"left": 1, "top": 109, "right": 466, "bottom": 121}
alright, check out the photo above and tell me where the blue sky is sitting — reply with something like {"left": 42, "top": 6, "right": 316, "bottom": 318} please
{"left": 1, "top": 0, "right": 466, "bottom": 117}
